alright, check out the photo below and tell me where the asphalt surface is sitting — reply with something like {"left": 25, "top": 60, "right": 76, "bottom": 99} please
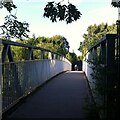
{"left": 4, "top": 71, "right": 99, "bottom": 119}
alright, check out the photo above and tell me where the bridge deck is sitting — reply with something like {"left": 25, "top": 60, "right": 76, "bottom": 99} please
{"left": 4, "top": 71, "right": 99, "bottom": 119}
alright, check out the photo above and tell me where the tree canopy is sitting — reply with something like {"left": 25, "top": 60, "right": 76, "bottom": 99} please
{"left": 12, "top": 35, "right": 70, "bottom": 61}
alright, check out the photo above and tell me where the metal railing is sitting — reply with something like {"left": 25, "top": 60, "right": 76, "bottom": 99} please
{"left": 0, "top": 39, "right": 71, "bottom": 113}
{"left": 1, "top": 39, "right": 67, "bottom": 62}
{"left": 83, "top": 34, "right": 119, "bottom": 119}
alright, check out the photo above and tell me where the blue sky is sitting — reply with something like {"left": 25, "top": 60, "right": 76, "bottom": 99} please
{"left": 0, "top": 0, "right": 118, "bottom": 55}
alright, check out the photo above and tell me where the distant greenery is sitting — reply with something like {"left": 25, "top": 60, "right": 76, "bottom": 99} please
{"left": 11, "top": 34, "right": 81, "bottom": 66}
{"left": 12, "top": 35, "right": 70, "bottom": 61}
{"left": 66, "top": 52, "right": 78, "bottom": 63}
{"left": 0, "top": 33, "right": 80, "bottom": 64}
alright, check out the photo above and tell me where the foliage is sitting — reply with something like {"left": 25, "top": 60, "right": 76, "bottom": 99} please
{"left": 111, "top": 1, "right": 120, "bottom": 7}
{"left": 0, "top": 0, "right": 30, "bottom": 40}
{"left": 79, "top": 23, "right": 117, "bottom": 58}
{"left": 87, "top": 57, "right": 106, "bottom": 95}
{"left": 0, "top": 14, "right": 30, "bottom": 40}
{"left": 0, "top": 0, "right": 17, "bottom": 12}
{"left": 77, "top": 55, "right": 82, "bottom": 61}
{"left": 12, "top": 35, "right": 70, "bottom": 61}
{"left": 43, "top": 1, "right": 82, "bottom": 24}
{"left": 87, "top": 54, "right": 119, "bottom": 119}
{"left": 66, "top": 52, "right": 78, "bottom": 63}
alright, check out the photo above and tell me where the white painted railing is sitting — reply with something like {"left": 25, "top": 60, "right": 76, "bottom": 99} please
{"left": 2, "top": 59, "right": 71, "bottom": 113}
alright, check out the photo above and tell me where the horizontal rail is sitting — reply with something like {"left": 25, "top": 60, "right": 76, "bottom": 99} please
{"left": 88, "top": 34, "right": 116, "bottom": 52}
{"left": 1, "top": 39, "right": 62, "bottom": 56}
{"left": 0, "top": 39, "right": 67, "bottom": 63}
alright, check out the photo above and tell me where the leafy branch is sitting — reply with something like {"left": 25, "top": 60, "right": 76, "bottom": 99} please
{"left": 111, "top": 1, "right": 120, "bottom": 7}
{"left": 0, "top": 0, "right": 82, "bottom": 40}
{"left": 0, "top": 0, "right": 30, "bottom": 40}
{"left": 0, "top": 14, "right": 30, "bottom": 40}
{"left": 0, "top": 0, "right": 17, "bottom": 12}
{"left": 43, "top": 1, "right": 82, "bottom": 24}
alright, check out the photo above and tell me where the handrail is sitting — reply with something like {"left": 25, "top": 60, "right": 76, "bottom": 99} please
{"left": 1, "top": 39, "right": 62, "bottom": 55}
{"left": 0, "top": 39, "right": 65, "bottom": 63}
{"left": 87, "top": 34, "right": 117, "bottom": 67}
{"left": 88, "top": 34, "right": 116, "bottom": 51}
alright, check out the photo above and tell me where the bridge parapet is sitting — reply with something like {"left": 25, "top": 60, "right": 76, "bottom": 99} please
{"left": 83, "top": 34, "right": 120, "bottom": 119}
{"left": 83, "top": 34, "right": 117, "bottom": 89}
{"left": 0, "top": 39, "right": 71, "bottom": 113}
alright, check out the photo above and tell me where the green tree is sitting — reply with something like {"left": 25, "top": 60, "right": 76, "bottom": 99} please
{"left": 79, "top": 23, "right": 117, "bottom": 58}
{"left": 66, "top": 52, "right": 77, "bottom": 63}
{"left": 12, "top": 35, "right": 70, "bottom": 61}
{"left": 0, "top": 0, "right": 30, "bottom": 40}
{"left": 66, "top": 52, "right": 79, "bottom": 70}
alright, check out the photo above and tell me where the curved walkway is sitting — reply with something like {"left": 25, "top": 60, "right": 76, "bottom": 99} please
{"left": 4, "top": 71, "right": 99, "bottom": 119}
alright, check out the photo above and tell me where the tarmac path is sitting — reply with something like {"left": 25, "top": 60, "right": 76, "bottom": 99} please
{"left": 5, "top": 71, "right": 99, "bottom": 119}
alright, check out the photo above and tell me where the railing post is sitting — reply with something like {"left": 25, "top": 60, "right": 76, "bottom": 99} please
{"left": 28, "top": 48, "right": 34, "bottom": 60}
{"left": 2, "top": 44, "right": 9, "bottom": 63}
{"left": 106, "top": 39, "right": 115, "bottom": 67}
{"left": 0, "top": 40, "right": 2, "bottom": 120}
{"left": 48, "top": 52, "right": 52, "bottom": 59}
{"left": 88, "top": 50, "right": 92, "bottom": 61}
{"left": 53, "top": 54, "right": 56, "bottom": 59}
{"left": 56, "top": 54, "right": 59, "bottom": 60}
{"left": 117, "top": 20, "right": 120, "bottom": 120}
{"left": 92, "top": 47, "right": 98, "bottom": 61}
{"left": 51, "top": 53, "right": 54, "bottom": 59}
{"left": 8, "top": 46, "right": 14, "bottom": 62}
{"left": 99, "top": 42, "right": 107, "bottom": 119}
{"left": 87, "top": 49, "right": 96, "bottom": 92}
{"left": 41, "top": 50, "right": 44, "bottom": 59}
{"left": 100, "top": 43, "right": 106, "bottom": 64}
{"left": 59, "top": 55, "right": 62, "bottom": 60}
{"left": 106, "top": 36, "right": 115, "bottom": 119}
{"left": 55, "top": 54, "right": 58, "bottom": 59}
{"left": 2, "top": 45, "right": 14, "bottom": 63}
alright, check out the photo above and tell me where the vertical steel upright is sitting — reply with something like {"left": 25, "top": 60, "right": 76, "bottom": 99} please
{"left": 0, "top": 40, "right": 2, "bottom": 120}
{"left": 116, "top": 6, "right": 120, "bottom": 120}
{"left": 111, "top": 1, "right": 120, "bottom": 119}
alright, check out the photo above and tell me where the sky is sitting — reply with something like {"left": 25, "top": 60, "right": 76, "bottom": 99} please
{"left": 0, "top": 0, "right": 118, "bottom": 55}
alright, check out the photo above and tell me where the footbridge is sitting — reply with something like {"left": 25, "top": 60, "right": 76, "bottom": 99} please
{"left": 0, "top": 34, "right": 119, "bottom": 120}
